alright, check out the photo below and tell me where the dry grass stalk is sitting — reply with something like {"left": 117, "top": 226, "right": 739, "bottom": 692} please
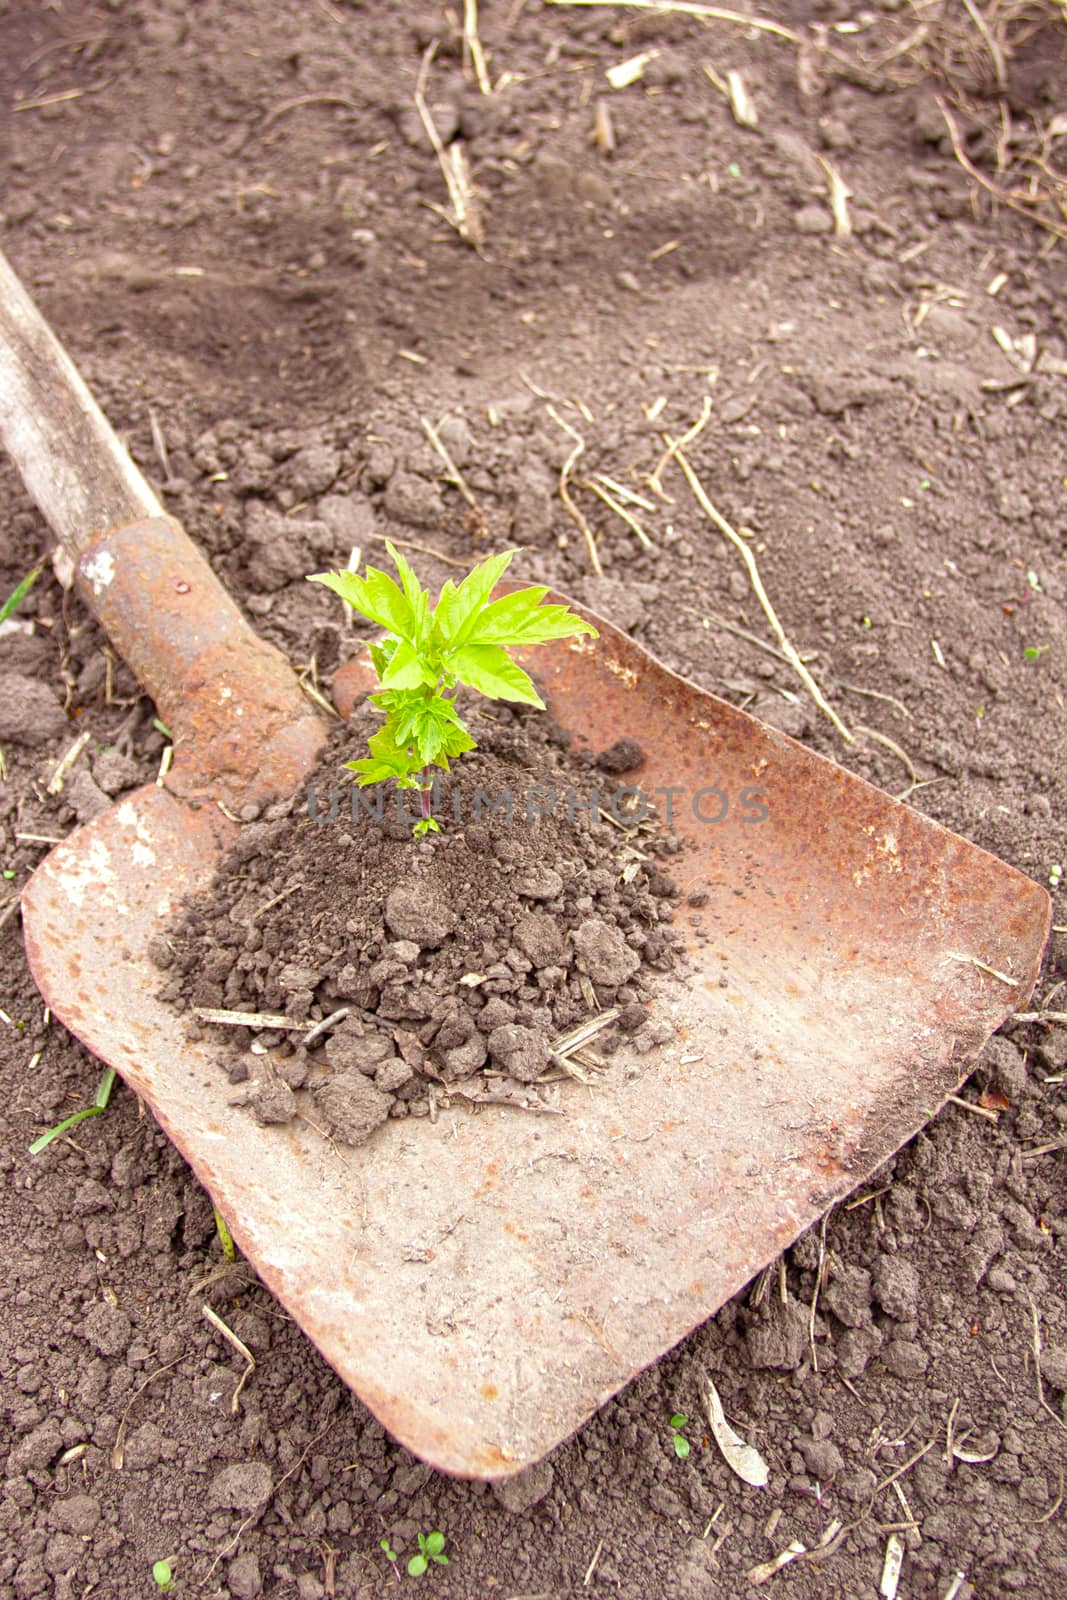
{"left": 592, "top": 97, "right": 616, "bottom": 153}
{"left": 419, "top": 415, "right": 478, "bottom": 507}
{"left": 937, "top": 95, "right": 1067, "bottom": 242}
{"left": 818, "top": 154, "right": 853, "bottom": 236}
{"left": 584, "top": 477, "right": 655, "bottom": 549}
{"left": 463, "top": 0, "right": 492, "bottom": 94}
{"left": 547, "top": 0, "right": 800, "bottom": 45}
{"left": 202, "top": 1304, "right": 256, "bottom": 1413}
{"left": 546, "top": 404, "right": 604, "bottom": 575}
{"left": 662, "top": 399, "right": 854, "bottom": 743}
{"left": 703, "top": 62, "right": 759, "bottom": 127}
{"left": 415, "top": 45, "right": 485, "bottom": 247}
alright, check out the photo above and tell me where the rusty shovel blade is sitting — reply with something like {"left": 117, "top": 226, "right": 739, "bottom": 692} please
{"left": 22, "top": 603, "right": 1049, "bottom": 1477}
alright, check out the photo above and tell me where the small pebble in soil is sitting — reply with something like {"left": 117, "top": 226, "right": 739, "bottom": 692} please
{"left": 595, "top": 737, "right": 646, "bottom": 773}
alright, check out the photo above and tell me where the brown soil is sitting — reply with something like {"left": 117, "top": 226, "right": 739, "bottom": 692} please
{"left": 163, "top": 705, "right": 685, "bottom": 1137}
{"left": 1, "top": 3, "right": 1065, "bottom": 1598}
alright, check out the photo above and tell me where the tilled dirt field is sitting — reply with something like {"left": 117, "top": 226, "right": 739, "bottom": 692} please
{"left": 1, "top": 3, "right": 1065, "bottom": 1598}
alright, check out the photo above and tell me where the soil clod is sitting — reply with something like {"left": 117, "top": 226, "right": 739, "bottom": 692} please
{"left": 164, "top": 702, "right": 684, "bottom": 1143}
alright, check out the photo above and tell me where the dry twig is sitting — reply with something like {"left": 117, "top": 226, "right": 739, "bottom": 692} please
{"left": 366, "top": 532, "right": 473, "bottom": 571}
{"left": 416, "top": 44, "right": 484, "bottom": 246}
{"left": 855, "top": 724, "right": 918, "bottom": 785}
{"left": 546, "top": 405, "right": 604, "bottom": 575}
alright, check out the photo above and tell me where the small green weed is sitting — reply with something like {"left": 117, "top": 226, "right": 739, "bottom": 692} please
{"left": 1022, "top": 644, "right": 1049, "bottom": 661}
{"left": 152, "top": 1558, "right": 176, "bottom": 1592}
{"left": 310, "top": 543, "right": 596, "bottom": 835}
{"left": 213, "top": 1207, "right": 237, "bottom": 1261}
{"left": 0, "top": 562, "right": 43, "bottom": 625}
{"left": 669, "top": 1412, "right": 691, "bottom": 1459}
{"left": 380, "top": 1535, "right": 398, "bottom": 1564}
{"left": 407, "top": 1530, "right": 449, "bottom": 1577}
{"left": 29, "top": 1066, "right": 116, "bottom": 1155}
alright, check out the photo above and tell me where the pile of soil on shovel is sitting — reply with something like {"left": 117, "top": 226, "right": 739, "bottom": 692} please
{"left": 157, "top": 695, "right": 690, "bottom": 1143}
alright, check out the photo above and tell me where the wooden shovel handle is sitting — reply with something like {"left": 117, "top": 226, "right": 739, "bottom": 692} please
{"left": 0, "top": 248, "right": 326, "bottom": 807}
{"left": 0, "top": 247, "right": 162, "bottom": 548}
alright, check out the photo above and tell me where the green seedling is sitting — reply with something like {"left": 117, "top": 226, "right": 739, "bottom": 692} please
{"left": 0, "top": 562, "right": 43, "bottom": 625}
{"left": 407, "top": 1530, "right": 449, "bottom": 1577}
{"left": 213, "top": 1206, "right": 237, "bottom": 1262}
{"left": 29, "top": 1066, "right": 116, "bottom": 1155}
{"left": 1022, "top": 644, "right": 1049, "bottom": 661}
{"left": 1050, "top": 862, "right": 1063, "bottom": 891}
{"left": 669, "top": 1412, "right": 691, "bottom": 1459}
{"left": 152, "top": 1559, "right": 176, "bottom": 1592}
{"left": 380, "top": 1536, "right": 398, "bottom": 1564}
{"left": 310, "top": 543, "right": 597, "bottom": 835}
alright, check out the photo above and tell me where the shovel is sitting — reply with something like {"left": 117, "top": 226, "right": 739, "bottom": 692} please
{"left": 1, "top": 248, "right": 1050, "bottom": 1477}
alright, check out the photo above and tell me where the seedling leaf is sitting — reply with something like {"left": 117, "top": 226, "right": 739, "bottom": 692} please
{"left": 214, "top": 1207, "right": 237, "bottom": 1262}
{"left": 378, "top": 638, "right": 435, "bottom": 692}
{"left": 308, "top": 567, "right": 414, "bottom": 640}
{"left": 0, "top": 562, "right": 43, "bottom": 625}
{"left": 29, "top": 1066, "right": 116, "bottom": 1154}
{"left": 470, "top": 588, "right": 598, "bottom": 647}
{"left": 435, "top": 548, "right": 517, "bottom": 647}
{"left": 408, "top": 1530, "right": 449, "bottom": 1573}
{"left": 449, "top": 642, "right": 545, "bottom": 706}
{"left": 385, "top": 539, "right": 431, "bottom": 644}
